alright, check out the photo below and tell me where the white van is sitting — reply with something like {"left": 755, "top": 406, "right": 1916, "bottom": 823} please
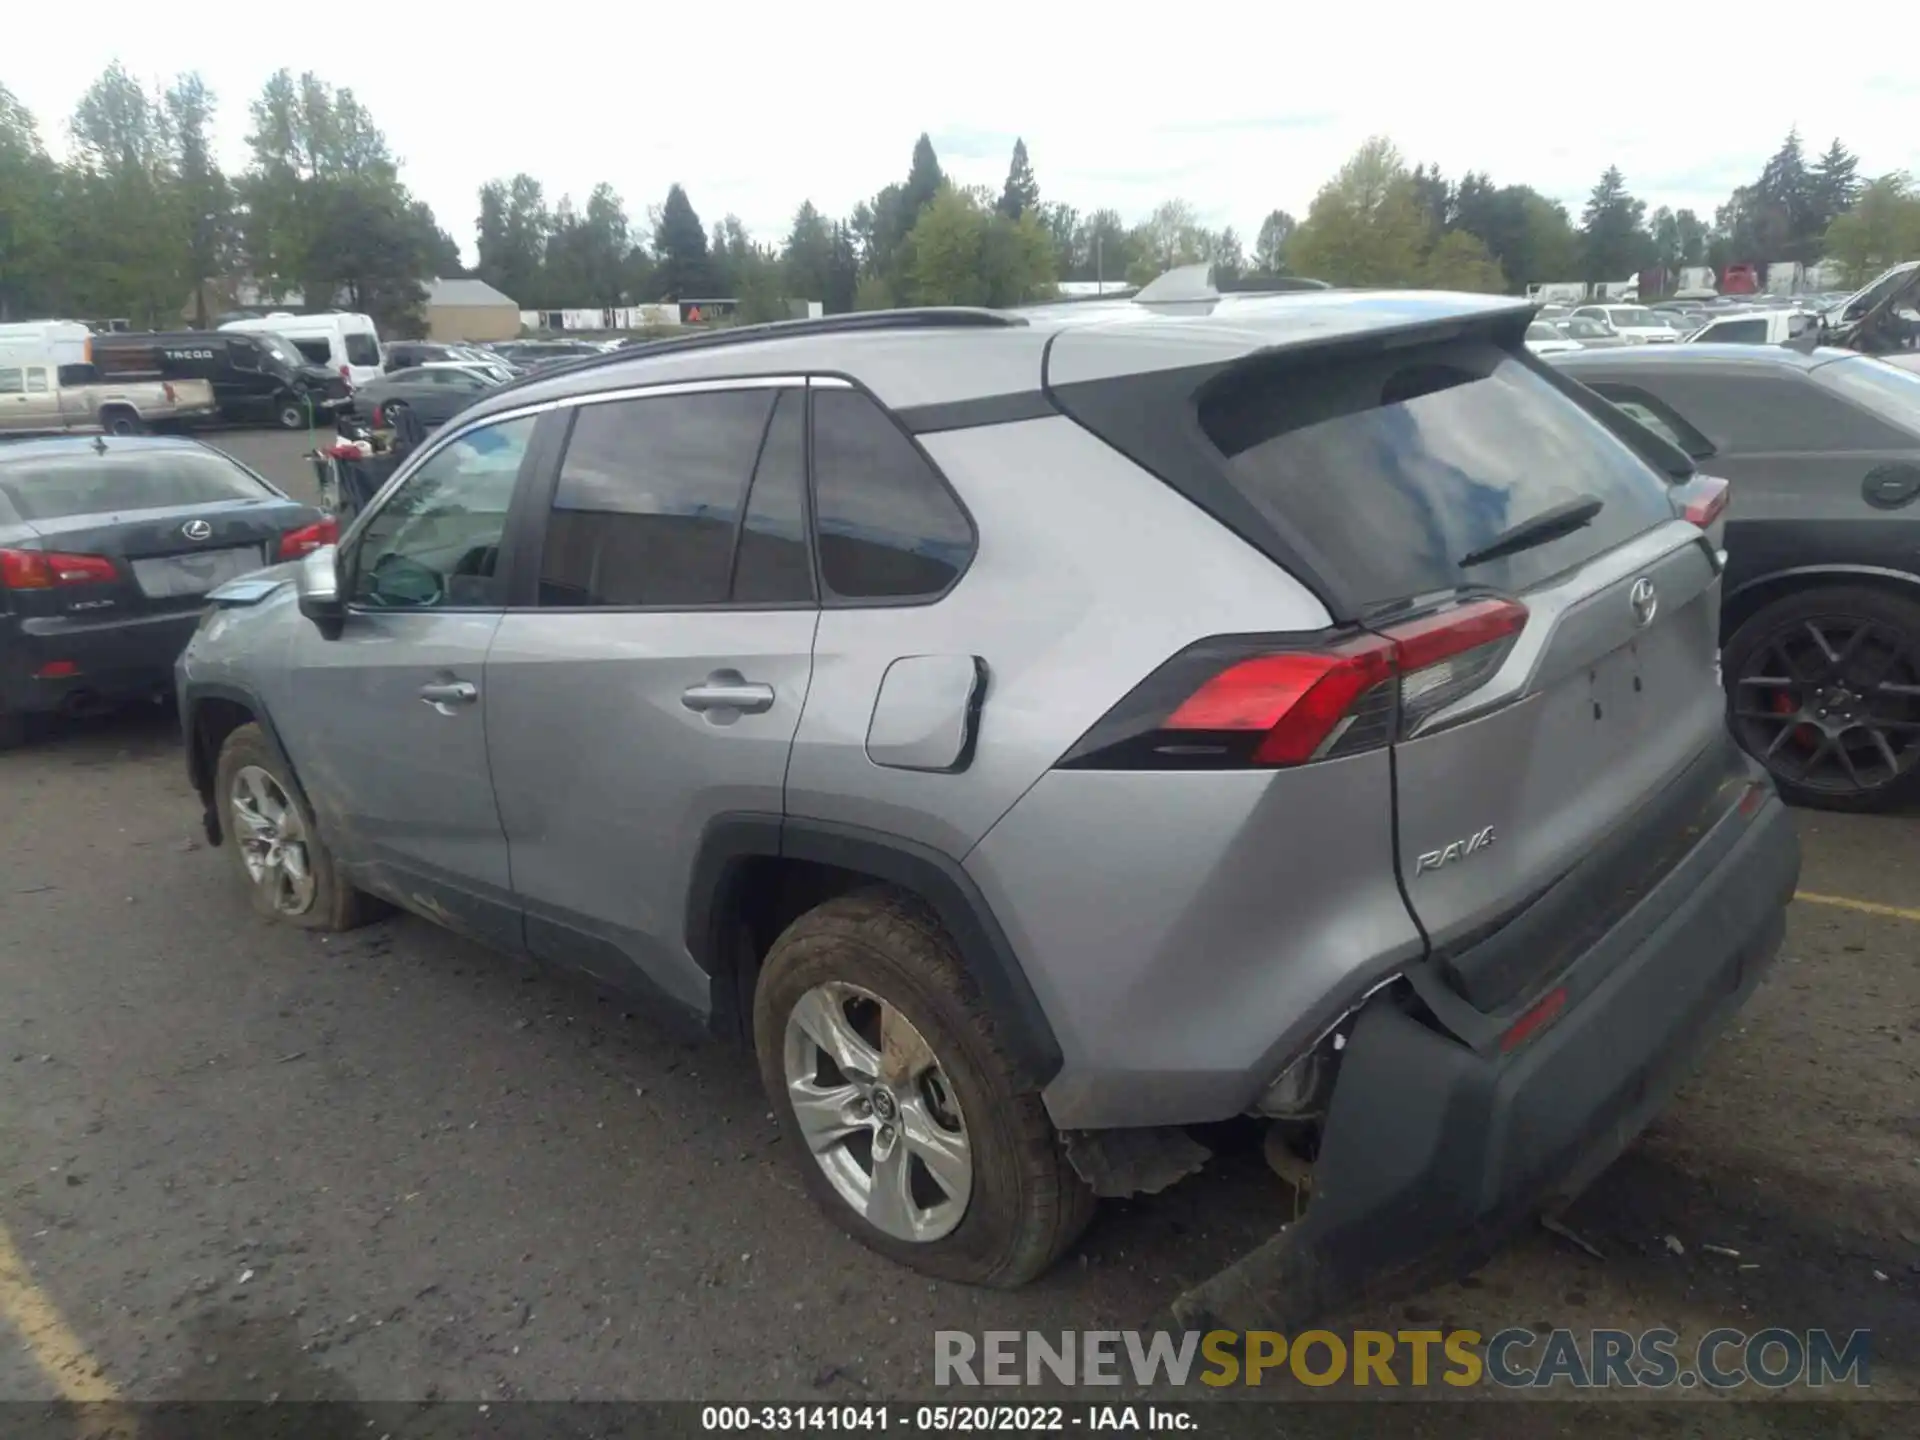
{"left": 0, "top": 319, "right": 95, "bottom": 374}
{"left": 219, "top": 312, "right": 383, "bottom": 388}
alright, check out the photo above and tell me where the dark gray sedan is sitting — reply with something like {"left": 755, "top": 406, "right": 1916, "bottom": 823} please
{"left": 1, "top": 435, "right": 329, "bottom": 746}
{"left": 1551, "top": 344, "right": 1920, "bottom": 812}
{"left": 349, "top": 365, "right": 502, "bottom": 430}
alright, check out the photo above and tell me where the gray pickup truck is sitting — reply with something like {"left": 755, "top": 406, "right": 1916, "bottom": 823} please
{"left": 0, "top": 361, "right": 217, "bottom": 435}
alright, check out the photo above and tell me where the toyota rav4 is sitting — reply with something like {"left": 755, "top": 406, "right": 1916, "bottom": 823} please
{"left": 177, "top": 278, "right": 1800, "bottom": 1327}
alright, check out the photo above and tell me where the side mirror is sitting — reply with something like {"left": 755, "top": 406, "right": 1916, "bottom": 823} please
{"left": 296, "top": 546, "right": 347, "bottom": 640}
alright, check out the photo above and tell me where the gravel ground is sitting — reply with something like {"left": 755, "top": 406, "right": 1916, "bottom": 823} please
{"left": 1, "top": 428, "right": 1914, "bottom": 1418}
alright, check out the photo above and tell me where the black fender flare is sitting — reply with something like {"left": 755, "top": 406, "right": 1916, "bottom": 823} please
{"left": 686, "top": 815, "right": 1063, "bottom": 1089}
{"left": 180, "top": 681, "right": 310, "bottom": 845}
{"left": 1725, "top": 562, "right": 1920, "bottom": 608}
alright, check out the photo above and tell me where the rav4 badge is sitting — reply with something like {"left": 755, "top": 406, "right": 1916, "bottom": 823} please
{"left": 1414, "top": 825, "right": 1496, "bottom": 876}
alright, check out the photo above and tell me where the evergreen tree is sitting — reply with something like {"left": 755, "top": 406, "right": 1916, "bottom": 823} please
{"left": 1579, "top": 165, "right": 1648, "bottom": 281}
{"left": 997, "top": 138, "right": 1039, "bottom": 220}
{"left": 1809, "top": 138, "right": 1863, "bottom": 241}
{"left": 652, "top": 183, "right": 712, "bottom": 299}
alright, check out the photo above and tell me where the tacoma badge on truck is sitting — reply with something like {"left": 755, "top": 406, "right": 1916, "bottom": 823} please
{"left": 1414, "top": 826, "right": 1496, "bottom": 875}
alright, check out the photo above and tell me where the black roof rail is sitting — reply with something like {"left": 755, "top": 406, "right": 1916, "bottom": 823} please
{"left": 494, "top": 307, "right": 1028, "bottom": 392}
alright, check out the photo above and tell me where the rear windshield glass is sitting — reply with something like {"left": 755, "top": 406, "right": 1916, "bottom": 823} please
{"left": 0, "top": 449, "right": 270, "bottom": 521}
{"left": 1198, "top": 341, "right": 1678, "bottom": 608}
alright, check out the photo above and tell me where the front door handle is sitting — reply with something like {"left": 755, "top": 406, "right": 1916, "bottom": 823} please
{"left": 682, "top": 674, "right": 776, "bottom": 715}
{"left": 419, "top": 680, "right": 478, "bottom": 711}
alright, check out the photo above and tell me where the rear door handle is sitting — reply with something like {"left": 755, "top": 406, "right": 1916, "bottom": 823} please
{"left": 419, "top": 680, "right": 478, "bottom": 710}
{"left": 682, "top": 676, "right": 776, "bottom": 715}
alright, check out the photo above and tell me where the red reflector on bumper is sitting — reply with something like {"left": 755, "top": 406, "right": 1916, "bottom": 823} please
{"left": 1501, "top": 986, "right": 1567, "bottom": 1053}
{"left": 35, "top": 660, "right": 80, "bottom": 679}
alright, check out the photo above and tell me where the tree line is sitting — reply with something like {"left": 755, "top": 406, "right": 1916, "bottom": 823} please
{"left": 6, "top": 63, "right": 1920, "bottom": 339}
{"left": 1, "top": 65, "right": 455, "bottom": 331}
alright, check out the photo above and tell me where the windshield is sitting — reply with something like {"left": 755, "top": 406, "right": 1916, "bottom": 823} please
{"left": 1609, "top": 308, "right": 1658, "bottom": 327}
{"left": 0, "top": 448, "right": 271, "bottom": 521}
{"left": 1812, "top": 356, "right": 1920, "bottom": 433}
{"left": 1564, "top": 319, "right": 1606, "bottom": 337}
{"left": 1526, "top": 323, "right": 1559, "bottom": 341}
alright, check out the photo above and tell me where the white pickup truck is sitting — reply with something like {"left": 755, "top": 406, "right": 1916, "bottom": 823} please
{"left": 0, "top": 360, "right": 217, "bottom": 436}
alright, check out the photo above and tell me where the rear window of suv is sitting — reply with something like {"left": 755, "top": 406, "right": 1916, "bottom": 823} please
{"left": 1197, "top": 340, "right": 1678, "bottom": 609}
{"left": 0, "top": 449, "right": 272, "bottom": 521}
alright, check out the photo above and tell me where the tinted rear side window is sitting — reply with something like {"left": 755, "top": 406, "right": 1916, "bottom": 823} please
{"left": 345, "top": 332, "right": 381, "bottom": 368}
{"left": 0, "top": 450, "right": 270, "bottom": 521}
{"left": 731, "top": 390, "right": 814, "bottom": 604}
{"left": 539, "top": 388, "right": 775, "bottom": 607}
{"left": 810, "top": 387, "right": 974, "bottom": 601}
{"left": 292, "top": 339, "right": 330, "bottom": 366}
{"left": 1198, "top": 342, "right": 1676, "bottom": 608}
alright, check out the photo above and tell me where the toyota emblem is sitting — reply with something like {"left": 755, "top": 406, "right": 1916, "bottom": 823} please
{"left": 182, "top": 519, "right": 213, "bottom": 541}
{"left": 1629, "top": 576, "right": 1658, "bottom": 628}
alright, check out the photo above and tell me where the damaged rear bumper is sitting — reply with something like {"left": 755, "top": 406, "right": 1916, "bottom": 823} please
{"left": 1174, "top": 773, "right": 1801, "bottom": 1330}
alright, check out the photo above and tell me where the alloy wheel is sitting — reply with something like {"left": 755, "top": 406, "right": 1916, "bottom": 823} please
{"left": 782, "top": 981, "right": 972, "bottom": 1243}
{"left": 229, "top": 765, "right": 318, "bottom": 915}
{"left": 1731, "top": 615, "right": 1920, "bottom": 799}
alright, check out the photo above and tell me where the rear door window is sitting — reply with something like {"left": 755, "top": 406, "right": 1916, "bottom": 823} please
{"left": 1612, "top": 370, "right": 1899, "bottom": 454}
{"left": 537, "top": 388, "right": 776, "bottom": 608}
{"left": 808, "top": 386, "right": 974, "bottom": 602}
{"left": 292, "top": 339, "right": 331, "bottom": 366}
{"left": 1581, "top": 382, "right": 1716, "bottom": 459}
{"left": 731, "top": 390, "right": 814, "bottom": 604}
{"left": 345, "top": 332, "right": 381, "bottom": 368}
{"left": 1197, "top": 341, "right": 1677, "bottom": 609}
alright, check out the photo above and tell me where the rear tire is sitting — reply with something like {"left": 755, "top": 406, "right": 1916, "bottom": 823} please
{"left": 753, "top": 889, "right": 1093, "bottom": 1288}
{"left": 213, "top": 723, "right": 381, "bottom": 930}
{"left": 98, "top": 406, "right": 142, "bottom": 436}
{"left": 1724, "top": 585, "right": 1920, "bottom": 813}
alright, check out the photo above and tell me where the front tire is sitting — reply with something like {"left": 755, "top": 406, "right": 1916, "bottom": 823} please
{"left": 753, "top": 890, "right": 1093, "bottom": 1287}
{"left": 276, "top": 395, "right": 310, "bottom": 430}
{"left": 1724, "top": 585, "right": 1920, "bottom": 812}
{"left": 213, "top": 723, "right": 379, "bottom": 930}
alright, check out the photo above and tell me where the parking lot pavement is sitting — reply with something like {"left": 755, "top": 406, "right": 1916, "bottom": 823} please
{"left": 1, "top": 429, "right": 1916, "bottom": 1408}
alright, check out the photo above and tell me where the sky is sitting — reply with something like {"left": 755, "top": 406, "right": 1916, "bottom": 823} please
{"left": 9, "top": 4, "right": 1919, "bottom": 272}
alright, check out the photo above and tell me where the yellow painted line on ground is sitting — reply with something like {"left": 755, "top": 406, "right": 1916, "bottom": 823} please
{"left": 1796, "top": 890, "right": 1920, "bottom": 924}
{"left": 0, "top": 1212, "right": 118, "bottom": 1403}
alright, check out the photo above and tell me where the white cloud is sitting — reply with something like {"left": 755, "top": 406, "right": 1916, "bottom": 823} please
{"left": 10, "top": 1, "right": 1918, "bottom": 266}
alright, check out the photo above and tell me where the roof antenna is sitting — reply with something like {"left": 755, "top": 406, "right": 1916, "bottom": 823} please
{"left": 1132, "top": 262, "right": 1221, "bottom": 313}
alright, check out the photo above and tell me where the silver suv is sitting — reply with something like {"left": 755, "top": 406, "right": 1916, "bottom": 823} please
{"left": 177, "top": 286, "right": 1801, "bottom": 1327}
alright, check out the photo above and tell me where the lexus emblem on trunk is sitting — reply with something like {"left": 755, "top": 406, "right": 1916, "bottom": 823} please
{"left": 182, "top": 519, "right": 213, "bottom": 541}
{"left": 1629, "top": 576, "right": 1658, "bottom": 628}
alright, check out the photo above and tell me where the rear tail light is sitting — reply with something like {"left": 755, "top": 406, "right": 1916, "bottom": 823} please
{"left": 278, "top": 517, "right": 339, "bottom": 560}
{"left": 371, "top": 403, "right": 384, "bottom": 427}
{"left": 0, "top": 548, "right": 119, "bottom": 589}
{"left": 1059, "top": 598, "right": 1528, "bottom": 771}
{"left": 1676, "top": 473, "right": 1730, "bottom": 529}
